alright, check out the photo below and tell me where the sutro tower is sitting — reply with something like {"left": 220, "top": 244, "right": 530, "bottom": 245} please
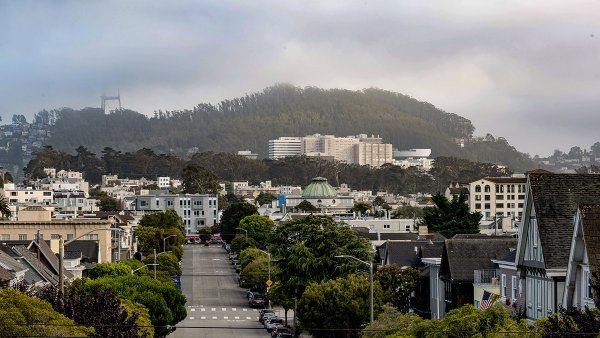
{"left": 101, "top": 90, "right": 122, "bottom": 113}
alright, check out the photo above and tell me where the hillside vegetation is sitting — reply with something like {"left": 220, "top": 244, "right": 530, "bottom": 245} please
{"left": 44, "top": 84, "right": 536, "bottom": 171}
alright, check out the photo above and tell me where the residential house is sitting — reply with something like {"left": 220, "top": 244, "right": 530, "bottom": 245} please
{"left": 563, "top": 204, "right": 600, "bottom": 309}
{"left": 468, "top": 176, "right": 527, "bottom": 221}
{"left": 492, "top": 248, "right": 524, "bottom": 315}
{"left": 516, "top": 173, "right": 600, "bottom": 320}
{"left": 432, "top": 235, "right": 516, "bottom": 317}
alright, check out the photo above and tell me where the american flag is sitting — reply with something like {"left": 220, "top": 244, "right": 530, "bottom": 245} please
{"left": 480, "top": 290, "right": 497, "bottom": 310}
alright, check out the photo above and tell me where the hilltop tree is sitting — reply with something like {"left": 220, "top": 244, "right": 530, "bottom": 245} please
{"left": 181, "top": 164, "right": 221, "bottom": 195}
{"left": 419, "top": 193, "right": 481, "bottom": 238}
{"left": 295, "top": 200, "right": 318, "bottom": 213}
{"left": 255, "top": 192, "right": 277, "bottom": 206}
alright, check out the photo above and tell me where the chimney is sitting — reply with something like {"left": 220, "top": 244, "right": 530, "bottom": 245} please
{"left": 418, "top": 226, "right": 429, "bottom": 236}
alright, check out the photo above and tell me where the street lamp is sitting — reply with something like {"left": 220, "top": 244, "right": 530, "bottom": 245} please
{"left": 335, "top": 254, "right": 374, "bottom": 323}
{"left": 131, "top": 263, "right": 159, "bottom": 275}
{"left": 59, "top": 228, "right": 123, "bottom": 296}
{"left": 256, "top": 249, "right": 272, "bottom": 309}
{"left": 236, "top": 227, "right": 248, "bottom": 240}
{"left": 163, "top": 235, "right": 177, "bottom": 253}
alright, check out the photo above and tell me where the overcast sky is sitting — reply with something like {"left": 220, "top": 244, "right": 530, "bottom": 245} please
{"left": 1, "top": 1, "right": 599, "bottom": 156}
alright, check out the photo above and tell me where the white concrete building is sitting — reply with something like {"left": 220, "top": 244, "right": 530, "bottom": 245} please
{"left": 469, "top": 176, "right": 527, "bottom": 221}
{"left": 4, "top": 186, "right": 53, "bottom": 205}
{"left": 124, "top": 193, "right": 219, "bottom": 235}
{"left": 268, "top": 137, "right": 303, "bottom": 159}
{"left": 52, "top": 191, "right": 99, "bottom": 213}
{"left": 157, "top": 177, "right": 171, "bottom": 189}
{"left": 345, "top": 218, "right": 416, "bottom": 233}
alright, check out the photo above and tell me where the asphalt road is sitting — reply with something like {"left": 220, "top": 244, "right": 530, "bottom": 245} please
{"left": 169, "top": 245, "right": 268, "bottom": 338}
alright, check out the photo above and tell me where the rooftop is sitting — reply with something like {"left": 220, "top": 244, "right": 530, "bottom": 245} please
{"left": 301, "top": 177, "right": 337, "bottom": 198}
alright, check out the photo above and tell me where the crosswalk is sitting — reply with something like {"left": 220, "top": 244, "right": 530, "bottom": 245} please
{"left": 186, "top": 306, "right": 261, "bottom": 321}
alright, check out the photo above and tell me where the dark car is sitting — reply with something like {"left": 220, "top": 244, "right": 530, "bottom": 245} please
{"left": 249, "top": 296, "right": 268, "bottom": 308}
{"left": 271, "top": 327, "right": 291, "bottom": 337}
{"left": 259, "top": 309, "right": 275, "bottom": 323}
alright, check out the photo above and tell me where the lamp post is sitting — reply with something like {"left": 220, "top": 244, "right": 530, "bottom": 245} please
{"left": 131, "top": 263, "right": 159, "bottom": 275}
{"left": 163, "top": 235, "right": 177, "bottom": 253}
{"left": 335, "top": 254, "right": 374, "bottom": 323}
{"left": 59, "top": 228, "right": 122, "bottom": 296}
{"left": 236, "top": 227, "right": 248, "bottom": 240}
{"left": 256, "top": 249, "right": 272, "bottom": 309}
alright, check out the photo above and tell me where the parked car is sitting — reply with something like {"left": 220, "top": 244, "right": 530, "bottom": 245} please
{"left": 259, "top": 309, "right": 275, "bottom": 320}
{"left": 276, "top": 333, "right": 292, "bottom": 338}
{"left": 249, "top": 296, "right": 268, "bottom": 308}
{"left": 261, "top": 313, "right": 277, "bottom": 325}
{"left": 265, "top": 317, "right": 284, "bottom": 331}
{"left": 271, "top": 326, "right": 291, "bottom": 337}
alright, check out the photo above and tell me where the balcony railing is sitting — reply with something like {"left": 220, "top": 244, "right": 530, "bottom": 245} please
{"left": 474, "top": 269, "right": 499, "bottom": 284}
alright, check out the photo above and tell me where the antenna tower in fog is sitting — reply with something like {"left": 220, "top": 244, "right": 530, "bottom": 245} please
{"left": 101, "top": 90, "right": 122, "bottom": 113}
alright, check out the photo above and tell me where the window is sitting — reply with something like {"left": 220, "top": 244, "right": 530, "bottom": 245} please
{"left": 518, "top": 195, "right": 525, "bottom": 200}
{"left": 496, "top": 203, "right": 504, "bottom": 208}
{"left": 67, "top": 234, "right": 74, "bottom": 241}
{"left": 18, "top": 234, "right": 27, "bottom": 240}
{"left": 10, "top": 192, "right": 16, "bottom": 196}
{"left": 156, "top": 200, "right": 160, "bottom": 207}
{"left": 51, "top": 234, "right": 60, "bottom": 239}
{"left": 484, "top": 195, "right": 491, "bottom": 201}
{"left": 511, "top": 276, "right": 517, "bottom": 300}
{"left": 405, "top": 225, "right": 411, "bottom": 231}
{"left": 383, "top": 224, "right": 390, "bottom": 229}
{"left": 496, "top": 195, "right": 504, "bottom": 200}
{"left": 43, "top": 191, "right": 51, "bottom": 196}
{"left": 475, "top": 203, "right": 481, "bottom": 209}
{"left": 584, "top": 270, "right": 592, "bottom": 299}
{"left": 484, "top": 203, "right": 491, "bottom": 209}
{"left": 0, "top": 234, "right": 10, "bottom": 240}
{"left": 85, "top": 234, "right": 99, "bottom": 240}
{"left": 140, "top": 200, "right": 148, "bottom": 207}
{"left": 501, "top": 274, "right": 507, "bottom": 298}
{"left": 518, "top": 203, "right": 524, "bottom": 208}
{"left": 475, "top": 185, "right": 481, "bottom": 193}
{"left": 474, "top": 300, "right": 480, "bottom": 308}
{"left": 484, "top": 185, "right": 491, "bottom": 193}
{"left": 475, "top": 195, "right": 481, "bottom": 201}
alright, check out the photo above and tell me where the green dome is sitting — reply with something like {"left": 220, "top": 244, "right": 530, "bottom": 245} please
{"left": 301, "top": 177, "right": 337, "bottom": 198}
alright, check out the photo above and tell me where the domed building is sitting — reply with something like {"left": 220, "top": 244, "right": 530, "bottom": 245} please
{"left": 284, "top": 177, "right": 354, "bottom": 214}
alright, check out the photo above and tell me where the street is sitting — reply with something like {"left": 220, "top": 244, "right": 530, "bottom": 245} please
{"left": 169, "top": 245, "right": 268, "bottom": 338}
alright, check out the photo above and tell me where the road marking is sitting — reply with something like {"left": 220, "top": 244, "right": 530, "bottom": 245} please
{"left": 191, "top": 308, "right": 195, "bottom": 312}
{"left": 212, "top": 258, "right": 221, "bottom": 261}
{"left": 212, "top": 316, "right": 217, "bottom": 319}
{"left": 246, "top": 316, "right": 252, "bottom": 320}
{"left": 232, "top": 308, "right": 236, "bottom": 311}
{"left": 200, "top": 308, "right": 205, "bottom": 311}
{"left": 189, "top": 317, "right": 194, "bottom": 320}
{"left": 211, "top": 308, "right": 216, "bottom": 311}
{"left": 224, "top": 316, "right": 228, "bottom": 319}
{"left": 253, "top": 309, "right": 258, "bottom": 312}
{"left": 243, "top": 308, "right": 247, "bottom": 311}
{"left": 201, "top": 316, "right": 206, "bottom": 320}
{"left": 235, "top": 316, "right": 239, "bottom": 319}
{"left": 222, "top": 308, "right": 226, "bottom": 311}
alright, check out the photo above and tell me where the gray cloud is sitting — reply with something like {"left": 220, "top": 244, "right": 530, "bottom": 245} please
{"left": 1, "top": 0, "right": 599, "bottom": 156}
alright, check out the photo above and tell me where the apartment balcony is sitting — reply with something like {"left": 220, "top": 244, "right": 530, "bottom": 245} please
{"left": 474, "top": 269, "right": 499, "bottom": 285}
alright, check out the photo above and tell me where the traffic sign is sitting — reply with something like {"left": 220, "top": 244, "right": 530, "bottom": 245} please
{"left": 266, "top": 279, "right": 273, "bottom": 287}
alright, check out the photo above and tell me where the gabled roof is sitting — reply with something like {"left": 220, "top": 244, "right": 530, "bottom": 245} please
{"left": 528, "top": 173, "right": 600, "bottom": 270}
{"left": 580, "top": 204, "right": 600, "bottom": 277}
{"left": 0, "top": 266, "right": 15, "bottom": 282}
{"left": 0, "top": 249, "right": 28, "bottom": 274}
{"left": 447, "top": 187, "right": 469, "bottom": 196}
{"left": 355, "top": 231, "right": 445, "bottom": 242}
{"left": 378, "top": 240, "right": 444, "bottom": 268}
{"left": 63, "top": 240, "right": 99, "bottom": 263}
{"left": 440, "top": 237, "right": 517, "bottom": 282}
{"left": 496, "top": 248, "right": 517, "bottom": 265}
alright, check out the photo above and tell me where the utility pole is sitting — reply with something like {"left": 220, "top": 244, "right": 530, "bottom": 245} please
{"left": 154, "top": 249, "right": 157, "bottom": 279}
{"left": 58, "top": 236, "right": 64, "bottom": 295}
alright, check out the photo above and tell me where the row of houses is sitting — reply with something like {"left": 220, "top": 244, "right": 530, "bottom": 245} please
{"left": 383, "top": 172, "right": 600, "bottom": 320}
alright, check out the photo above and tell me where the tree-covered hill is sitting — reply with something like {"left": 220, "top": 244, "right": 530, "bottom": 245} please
{"left": 43, "top": 84, "right": 537, "bottom": 171}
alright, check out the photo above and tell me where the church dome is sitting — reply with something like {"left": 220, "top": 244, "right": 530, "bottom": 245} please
{"left": 301, "top": 177, "right": 337, "bottom": 198}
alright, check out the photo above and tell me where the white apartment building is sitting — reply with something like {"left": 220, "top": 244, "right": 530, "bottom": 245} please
{"left": 53, "top": 191, "right": 99, "bottom": 213}
{"left": 157, "top": 177, "right": 171, "bottom": 189}
{"left": 56, "top": 170, "right": 83, "bottom": 180}
{"left": 124, "top": 193, "right": 219, "bottom": 235}
{"left": 269, "top": 134, "right": 393, "bottom": 167}
{"left": 469, "top": 176, "right": 527, "bottom": 221}
{"left": 4, "top": 186, "right": 53, "bottom": 205}
{"left": 268, "top": 137, "right": 303, "bottom": 159}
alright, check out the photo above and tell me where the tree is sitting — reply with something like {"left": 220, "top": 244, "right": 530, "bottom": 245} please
{"left": 240, "top": 257, "right": 279, "bottom": 291}
{"left": 230, "top": 233, "right": 260, "bottom": 253}
{"left": 270, "top": 215, "right": 373, "bottom": 300}
{"left": 220, "top": 202, "right": 258, "bottom": 242}
{"left": 255, "top": 192, "right": 277, "bottom": 206}
{"left": 3, "top": 171, "right": 12, "bottom": 183}
{"left": 90, "top": 190, "right": 121, "bottom": 211}
{"left": 181, "top": 164, "right": 221, "bottom": 195}
{"left": 295, "top": 200, "right": 318, "bottom": 213}
{"left": 139, "top": 210, "right": 184, "bottom": 234}
{"left": 86, "top": 274, "right": 186, "bottom": 337}
{"left": 88, "top": 262, "right": 132, "bottom": 279}
{"left": 267, "top": 282, "right": 294, "bottom": 325}
{"left": 298, "top": 274, "right": 384, "bottom": 338}
{"left": 144, "top": 252, "right": 181, "bottom": 276}
{"left": 537, "top": 307, "right": 600, "bottom": 337}
{"left": 419, "top": 193, "right": 481, "bottom": 238}
{"left": 373, "top": 196, "right": 386, "bottom": 207}
{"left": 198, "top": 226, "right": 212, "bottom": 242}
{"left": 568, "top": 146, "right": 584, "bottom": 158}
{"left": 0, "top": 288, "right": 93, "bottom": 337}
{"left": 362, "top": 304, "right": 424, "bottom": 338}
{"left": 392, "top": 205, "right": 423, "bottom": 219}
{"left": 238, "top": 247, "right": 268, "bottom": 269}
{"left": 0, "top": 196, "right": 11, "bottom": 219}
{"left": 36, "top": 280, "right": 144, "bottom": 338}
{"left": 375, "top": 265, "right": 419, "bottom": 313}
{"left": 351, "top": 202, "right": 372, "bottom": 215}
{"left": 239, "top": 214, "right": 274, "bottom": 248}
{"left": 591, "top": 142, "right": 600, "bottom": 157}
